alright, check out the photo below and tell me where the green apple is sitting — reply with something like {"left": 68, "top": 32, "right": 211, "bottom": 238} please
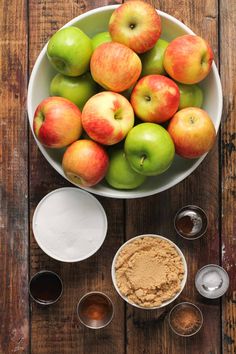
{"left": 120, "top": 83, "right": 135, "bottom": 100}
{"left": 105, "top": 149, "right": 146, "bottom": 189}
{"left": 50, "top": 72, "right": 98, "bottom": 110}
{"left": 91, "top": 31, "right": 112, "bottom": 50}
{"left": 124, "top": 123, "right": 175, "bottom": 176}
{"left": 177, "top": 83, "right": 203, "bottom": 109}
{"left": 47, "top": 26, "right": 92, "bottom": 76}
{"left": 140, "top": 39, "right": 169, "bottom": 76}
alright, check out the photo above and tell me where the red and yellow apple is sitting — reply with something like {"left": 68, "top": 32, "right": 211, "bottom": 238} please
{"left": 164, "top": 35, "right": 214, "bottom": 84}
{"left": 130, "top": 75, "right": 180, "bottom": 123}
{"left": 33, "top": 96, "right": 82, "bottom": 148}
{"left": 90, "top": 42, "right": 142, "bottom": 92}
{"left": 168, "top": 107, "right": 216, "bottom": 159}
{"left": 82, "top": 91, "right": 134, "bottom": 145}
{"left": 109, "top": 0, "right": 161, "bottom": 54}
{"left": 62, "top": 139, "right": 109, "bottom": 187}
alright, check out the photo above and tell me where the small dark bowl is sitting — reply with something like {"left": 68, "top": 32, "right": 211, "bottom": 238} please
{"left": 29, "top": 270, "right": 63, "bottom": 305}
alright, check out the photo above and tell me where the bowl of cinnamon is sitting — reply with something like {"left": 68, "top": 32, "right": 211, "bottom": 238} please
{"left": 168, "top": 301, "right": 203, "bottom": 337}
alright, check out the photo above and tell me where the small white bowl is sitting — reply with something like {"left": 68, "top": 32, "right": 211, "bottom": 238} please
{"left": 27, "top": 5, "right": 222, "bottom": 199}
{"left": 111, "top": 234, "right": 187, "bottom": 309}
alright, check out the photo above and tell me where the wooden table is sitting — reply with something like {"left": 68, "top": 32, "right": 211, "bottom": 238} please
{"left": 1, "top": 0, "right": 235, "bottom": 353}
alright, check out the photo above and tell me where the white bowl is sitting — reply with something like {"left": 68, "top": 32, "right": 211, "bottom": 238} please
{"left": 27, "top": 5, "right": 223, "bottom": 199}
{"left": 32, "top": 187, "right": 107, "bottom": 262}
{"left": 111, "top": 234, "right": 187, "bottom": 309}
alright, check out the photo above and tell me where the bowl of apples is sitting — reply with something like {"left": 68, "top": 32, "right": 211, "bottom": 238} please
{"left": 27, "top": 1, "right": 222, "bottom": 199}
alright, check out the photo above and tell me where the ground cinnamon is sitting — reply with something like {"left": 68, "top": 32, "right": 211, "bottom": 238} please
{"left": 170, "top": 305, "right": 202, "bottom": 335}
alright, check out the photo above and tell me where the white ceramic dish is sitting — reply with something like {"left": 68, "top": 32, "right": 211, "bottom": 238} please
{"left": 32, "top": 187, "right": 107, "bottom": 262}
{"left": 27, "top": 5, "right": 223, "bottom": 199}
{"left": 111, "top": 234, "right": 187, "bottom": 309}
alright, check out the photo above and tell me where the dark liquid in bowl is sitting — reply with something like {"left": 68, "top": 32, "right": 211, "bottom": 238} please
{"left": 30, "top": 272, "right": 62, "bottom": 304}
{"left": 175, "top": 207, "right": 207, "bottom": 239}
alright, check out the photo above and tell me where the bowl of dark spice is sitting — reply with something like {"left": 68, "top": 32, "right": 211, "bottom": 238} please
{"left": 174, "top": 205, "right": 208, "bottom": 240}
{"left": 168, "top": 302, "right": 203, "bottom": 337}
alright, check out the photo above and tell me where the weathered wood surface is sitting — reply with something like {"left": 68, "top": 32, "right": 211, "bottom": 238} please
{"left": 0, "top": 0, "right": 235, "bottom": 353}
{"left": 0, "top": 0, "right": 29, "bottom": 353}
{"left": 220, "top": 0, "right": 236, "bottom": 353}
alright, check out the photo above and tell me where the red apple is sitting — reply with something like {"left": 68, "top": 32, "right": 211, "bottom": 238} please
{"left": 90, "top": 42, "right": 142, "bottom": 92}
{"left": 82, "top": 91, "right": 134, "bottom": 145}
{"left": 33, "top": 96, "right": 82, "bottom": 148}
{"left": 109, "top": 1, "right": 161, "bottom": 54}
{"left": 168, "top": 107, "right": 216, "bottom": 159}
{"left": 62, "top": 139, "right": 109, "bottom": 187}
{"left": 164, "top": 35, "right": 214, "bottom": 84}
{"left": 130, "top": 75, "right": 180, "bottom": 123}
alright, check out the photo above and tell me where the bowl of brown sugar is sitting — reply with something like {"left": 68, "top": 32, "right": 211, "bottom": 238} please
{"left": 111, "top": 235, "right": 187, "bottom": 309}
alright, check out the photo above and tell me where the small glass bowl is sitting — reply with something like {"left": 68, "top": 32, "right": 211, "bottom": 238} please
{"left": 168, "top": 302, "right": 203, "bottom": 337}
{"left": 195, "top": 264, "right": 229, "bottom": 299}
{"left": 174, "top": 205, "right": 208, "bottom": 240}
{"left": 77, "top": 292, "right": 114, "bottom": 329}
{"left": 29, "top": 270, "right": 63, "bottom": 305}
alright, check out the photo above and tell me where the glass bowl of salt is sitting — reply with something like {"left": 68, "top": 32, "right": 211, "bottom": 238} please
{"left": 195, "top": 264, "right": 229, "bottom": 299}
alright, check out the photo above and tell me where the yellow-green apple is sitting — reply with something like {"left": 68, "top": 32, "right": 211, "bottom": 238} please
{"left": 82, "top": 91, "right": 134, "bottom": 145}
{"left": 90, "top": 42, "right": 142, "bottom": 92}
{"left": 177, "top": 83, "right": 203, "bottom": 110}
{"left": 124, "top": 123, "right": 175, "bottom": 176}
{"left": 130, "top": 75, "right": 180, "bottom": 123}
{"left": 120, "top": 83, "right": 135, "bottom": 100}
{"left": 168, "top": 107, "right": 216, "bottom": 159}
{"left": 105, "top": 148, "right": 146, "bottom": 189}
{"left": 47, "top": 26, "right": 92, "bottom": 76}
{"left": 33, "top": 96, "right": 82, "bottom": 148}
{"left": 62, "top": 139, "right": 109, "bottom": 187}
{"left": 91, "top": 31, "right": 112, "bottom": 50}
{"left": 108, "top": 0, "right": 161, "bottom": 54}
{"left": 164, "top": 35, "right": 213, "bottom": 84}
{"left": 140, "top": 39, "right": 169, "bottom": 76}
{"left": 50, "top": 72, "right": 98, "bottom": 110}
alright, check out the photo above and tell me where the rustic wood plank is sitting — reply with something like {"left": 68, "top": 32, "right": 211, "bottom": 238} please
{"left": 125, "top": 1, "right": 221, "bottom": 353}
{"left": 28, "top": 1, "right": 124, "bottom": 353}
{"left": 0, "top": 0, "right": 29, "bottom": 353}
{"left": 220, "top": 0, "right": 236, "bottom": 353}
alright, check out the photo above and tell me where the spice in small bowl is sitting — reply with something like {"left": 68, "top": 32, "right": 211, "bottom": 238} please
{"left": 174, "top": 205, "right": 208, "bottom": 240}
{"left": 168, "top": 302, "right": 203, "bottom": 337}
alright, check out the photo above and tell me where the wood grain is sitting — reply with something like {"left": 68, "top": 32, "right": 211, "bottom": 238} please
{"left": 28, "top": 1, "right": 124, "bottom": 353}
{"left": 6, "top": 0, "right": 234, "bottom": 353}
{"left": 124, "top": 1, "right": 221, "bottom": 353}
{"left": 0, "top": 0, "right": 29, "bottom": 353}
{"left": 220, "top": 0, "right": 236, "bottom": 353}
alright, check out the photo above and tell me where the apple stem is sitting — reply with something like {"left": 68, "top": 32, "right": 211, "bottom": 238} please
{"left": 114, "top": 109, "right": 122, "bottom": 120}
{"left": 190, "top": 116, "right": 195, "bottom": 124}
{"left": 140, "top": 155, "right": 146, "bottom": 167}
{"left": 38, "top": 111, "right": 45, "bottom": 123}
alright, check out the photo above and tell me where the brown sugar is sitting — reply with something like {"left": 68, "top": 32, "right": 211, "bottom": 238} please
{"left": 115, "top": 236, "right": 185, "bottom": 308}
